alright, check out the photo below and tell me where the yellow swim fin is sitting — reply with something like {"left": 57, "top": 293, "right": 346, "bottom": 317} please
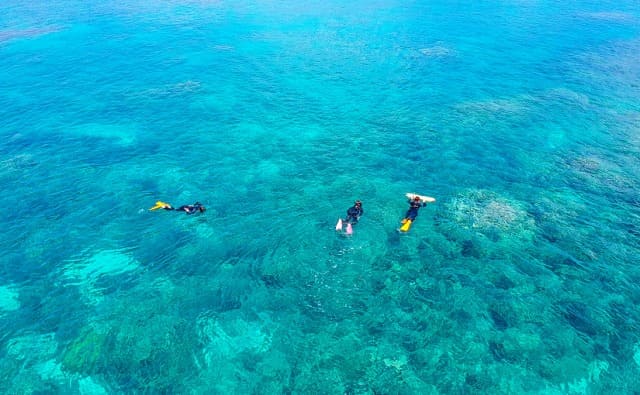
{"left": 149, "top": 201, "right": 170, "bottom": 211}
{"left": 400, "top": 219, "right": 412, "bottom": 232}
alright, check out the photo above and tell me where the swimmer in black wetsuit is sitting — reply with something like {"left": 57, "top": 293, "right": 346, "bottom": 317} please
{"left": 153, "top": 202, "right": 206, "bottom": 214}
{"left": 402, "top": 196, "right": 425, "bottom": 223}
{"left": 344, "top": 200, "right": 363, "bottom": 224}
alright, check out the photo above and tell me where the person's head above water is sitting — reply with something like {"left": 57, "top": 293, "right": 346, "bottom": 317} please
{"left": 414, "top": 196, "right": 421, "bottom": 201}
{"left": 355, "top": 200, "right": 362, "bottom": 207}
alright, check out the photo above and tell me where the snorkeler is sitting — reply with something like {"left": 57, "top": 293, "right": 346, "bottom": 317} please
{"left": 335, "top": 200, "right": 363, "bottom": 234}
{"left": 402, "top": 196, "right": 425, "bottom": 223}
{"left": 149, "top": 201, "right": 206, "bottom": 215}
{"left": 344, "top": 200, "right": 364, "bottom": 224}
{"left": 400, "top": 193, "right": 436, "bottom": 232}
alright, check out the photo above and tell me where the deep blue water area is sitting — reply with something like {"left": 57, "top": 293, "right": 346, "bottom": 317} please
{"left": 1, "top": 0, "right": 640, "bottom": 393}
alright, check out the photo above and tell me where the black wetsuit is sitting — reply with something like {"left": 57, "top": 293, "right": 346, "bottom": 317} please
{"left": 165, "top": 202, "right": 204, "bottom": 215}
{"left": 404, "top": 200, "right": 426, "bottom": 221}
{"left": 345, "top": 205, "right": 363, "bottom": 224}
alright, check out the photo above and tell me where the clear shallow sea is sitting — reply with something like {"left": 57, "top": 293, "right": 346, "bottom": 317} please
{"left": 1, "top": 0, "right": 640, "bottom": 393}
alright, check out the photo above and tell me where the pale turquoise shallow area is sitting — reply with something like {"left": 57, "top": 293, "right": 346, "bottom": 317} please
{"left": 1, "top": 0, "right": 640, "bottom": 393}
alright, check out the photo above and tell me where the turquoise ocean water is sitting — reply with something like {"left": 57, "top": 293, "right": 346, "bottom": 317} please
{"left": 2, "top": 0, "right": 640, "bottom": 393}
